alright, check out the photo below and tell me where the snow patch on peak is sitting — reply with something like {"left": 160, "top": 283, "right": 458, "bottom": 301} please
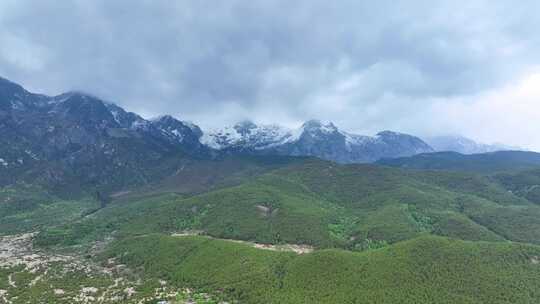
{"left": 425, "top": 135, "right": 518, "bottom": 154}
{"left": 201, "top": 123, "right": 294, "bottom": 150}
{"left": 130, "top": 119, "right": 150, "bottom": 130}
{"left": 234, "top": 120, "right": 258, "bottom": 130}
{"left": 376, "top": 130, "right": 407, "bottom": 138}
{"left": 151, "top": 114, "right": 175, "bottom": 122}
{"left": 109, "top": 109, "right": 121, "bottom": 124}
{"left": 343, "top": 132, "right": 373, "bottom": 147}
{"left": 182, "top": 120, "right": 200, "bottom": 133}
{"left": 170, "top": 129, "right": 184, "bottom": 141}
{"left": 48, "top": 93, "right": 73, "bottom": 105}
{"left": 301, "top": 120, "right": 337, "bottom": 133}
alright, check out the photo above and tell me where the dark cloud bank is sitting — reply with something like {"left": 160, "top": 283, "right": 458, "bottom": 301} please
{"left": 1, "top": 1, "right": 540, "bottom": 148}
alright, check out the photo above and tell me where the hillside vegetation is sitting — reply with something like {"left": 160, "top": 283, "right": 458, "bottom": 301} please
{"left": 104, "top": 234, "right": 540, "bottom": 304}
{"left": 6, "top": 156, "right": 540, "bottom": 303}
{"left": 36, "top": 159, "right": 540, "bottom": 249}
{"left": 377, "top": 151, "right": 540, "bottom": 173}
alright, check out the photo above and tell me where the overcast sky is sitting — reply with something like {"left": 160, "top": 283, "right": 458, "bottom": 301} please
{"left": 1, "top": 1, "right": 540, "bottom": 149}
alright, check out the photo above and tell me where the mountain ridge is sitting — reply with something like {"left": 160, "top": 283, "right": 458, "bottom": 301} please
{"left": 0, "top": 76, "right": 436, "bottom": 166}
{"left": 0, "top": 75, "right": 531, "bottom": 194}
{"left": 425, "top": 135, "right": 521, "bottom": 154}
{"left": 202, "top": 119, "right": 434, "bottom": 163}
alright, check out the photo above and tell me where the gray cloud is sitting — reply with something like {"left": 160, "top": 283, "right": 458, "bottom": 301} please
{"left": 1, "top": 0, "right": 540, "bottom": 148}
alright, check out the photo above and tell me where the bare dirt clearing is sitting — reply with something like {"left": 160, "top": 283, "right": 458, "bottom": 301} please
{"left": 171, "top": 231, "right": 314, "bottom": 254}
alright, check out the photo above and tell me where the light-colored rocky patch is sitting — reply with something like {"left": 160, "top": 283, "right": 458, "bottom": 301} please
{"left": 134, "top": 285, "right": 229, "bottom": 304}
{"left": 8, "top": 274, "right": 16, "bottom": 288}
{"left": 171, "top": 230, "right": 204, "bottom": 237}
{"left": 255, "top": 204, "right": 279, "bottom": 218}
{"left": 252, "top": 243, "right": 314, "bottom": 254}
{"left": 124, "top": 286, "right": 136, "bottom": 298}
{"left": 110, "top": 190, "right": 132, "bottom": 198}
{"left": 1, "top": 233, "right": 230, "bottom": 303}
{"left": 29, "top": 274, "right": 43, "bottom": 286}
{"left": 82, "top": 286, "right": 99, "bottom": 294}
{"left": 0, "top": 289, "right": 10, "bottom": 304}
{"left": 172, "top": 232, "right": 314, "bottom": 254}
{"left": 256, "top": 204, "right": 270, "bottom": 213}
{"left": 0, "top": 233, "right": 73, "bottom": 272}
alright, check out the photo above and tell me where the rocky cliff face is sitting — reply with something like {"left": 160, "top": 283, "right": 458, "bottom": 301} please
{"left": 0, "top": 77, "right": 207, "bottom": 195}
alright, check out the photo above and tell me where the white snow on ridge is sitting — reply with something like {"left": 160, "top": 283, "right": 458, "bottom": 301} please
{"left": 425, "top": 135, "right": 518, "bottom": 154}
{"left": 201, "top": 123, "right": 295, "bottom": 150}
{"left": 182, "top": 120, "right": 199, "bottom": 132}
{"left": 201, "top": 120, "right": 380, "bottom": 151}
{"left": 170, "top": 129, "right": 184, "bottom": 142}
{"left": 201, "top": 119, "right": 433, "bottom": 157}
{"left": 130, "top": 119, "right": 150, "bottom": 130}
{"left": 200, "top": 126, "right": 243, "bottom": 149}
{"left": 343, "top": 132, "right": 374, "bottom": 148}
{"left": 200, "top": 132, "right": 224, "bottom": 149}
{"left": 110, "top": 110, "right": 120, "bottom": 124}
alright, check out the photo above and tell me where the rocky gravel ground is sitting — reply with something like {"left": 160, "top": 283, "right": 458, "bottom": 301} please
{"left": 0, "top": 233, "right": 228, "bottom": 304}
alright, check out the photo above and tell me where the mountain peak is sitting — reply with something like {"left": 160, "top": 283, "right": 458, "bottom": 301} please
{"left": 301, "top": 119, "right": 338, "bottom": 133}
{"left": 51, "top": 91, "right": 108, "bottom": 107}
{"left": 0, "top": 76, "right": 23, "bottom": 88}
{"left": 0, "top": 76, "right": 29, "bottom": 105}
{"left": 152, "top": 114, "right": 177, "bottom": 123}
{"left": 152, "top": 114, "right": 203, "bottom": 141}
{"left": 233, "top": 120, "right": 258, "bottom": 136}
{"left": 64, "top": 90, "right": 100, "bottom": 99}
{"left": 302, "top": 119, "right": 322, "bottom": 128}
{"left": 425, "top": 135, "right": 520, "bottom": 154}
{"left": 376, "top": 130, "right": 405, "bottom": 138}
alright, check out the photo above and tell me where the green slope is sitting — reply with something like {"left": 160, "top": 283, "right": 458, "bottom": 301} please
{"left": 377, "top": 151, "right": 540, "bottom": 173}
{"left": 1, "top": 155, "right": 304, "bottom": 238}
{"left": 0, "top": 184, "right": 100, "bottom": 235}
{"left": 9, "top": 156, "right": 540, "bottom": 303}
{"left": 104, "top": 234, "right": 540, "bottom": 304}
{"left": 494, "top": 169, "right": 540, "bottom": 205}
{"left": 36, "top": 159, "right": 540, "bottom": 249}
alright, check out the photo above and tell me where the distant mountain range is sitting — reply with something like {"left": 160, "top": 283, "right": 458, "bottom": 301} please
{"left": 425, "top": 135, "right": 520, "bottom": 154}
{"left": 377, "top": 151, "right": 540, "bottom": 173}
{"left": 0, "top": 76, "right": 528, "bottom": 192}
{"left": 202, "top": 120, "right": 433, "bottom": 163}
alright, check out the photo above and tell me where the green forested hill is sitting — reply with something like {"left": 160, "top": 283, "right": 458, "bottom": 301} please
{"left": 105, "top": 234, "right": 540, "bottom": 304}
{"left": 377, "top": 151, "right": 540, "bottom": 173}
{"left": 6, "top": 156, "right": 540, "bottom": 303}
{"left": 493, "top": 169, "right": 540, "bottom": 205}
{"left": 35, "top": 158, "right": 540, "bottom": 249}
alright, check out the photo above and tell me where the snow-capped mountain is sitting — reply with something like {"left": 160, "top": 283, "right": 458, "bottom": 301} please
{"left": 202, "top": 120, "right": 434, "bottom": 163}
{"left": 0, "top": 75, "right": 436, "bottom": 169}
{"left": 152, "top": 115, "right": 202, "bottom": 143}
{"left": 425, "top": 136, "right": 519, "bottom": 154}
{"left": 1, "top": 75, "right": 532, "bottom": 195}
{"left": 201, "top": 120, "right": 295, "bottom": 151}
